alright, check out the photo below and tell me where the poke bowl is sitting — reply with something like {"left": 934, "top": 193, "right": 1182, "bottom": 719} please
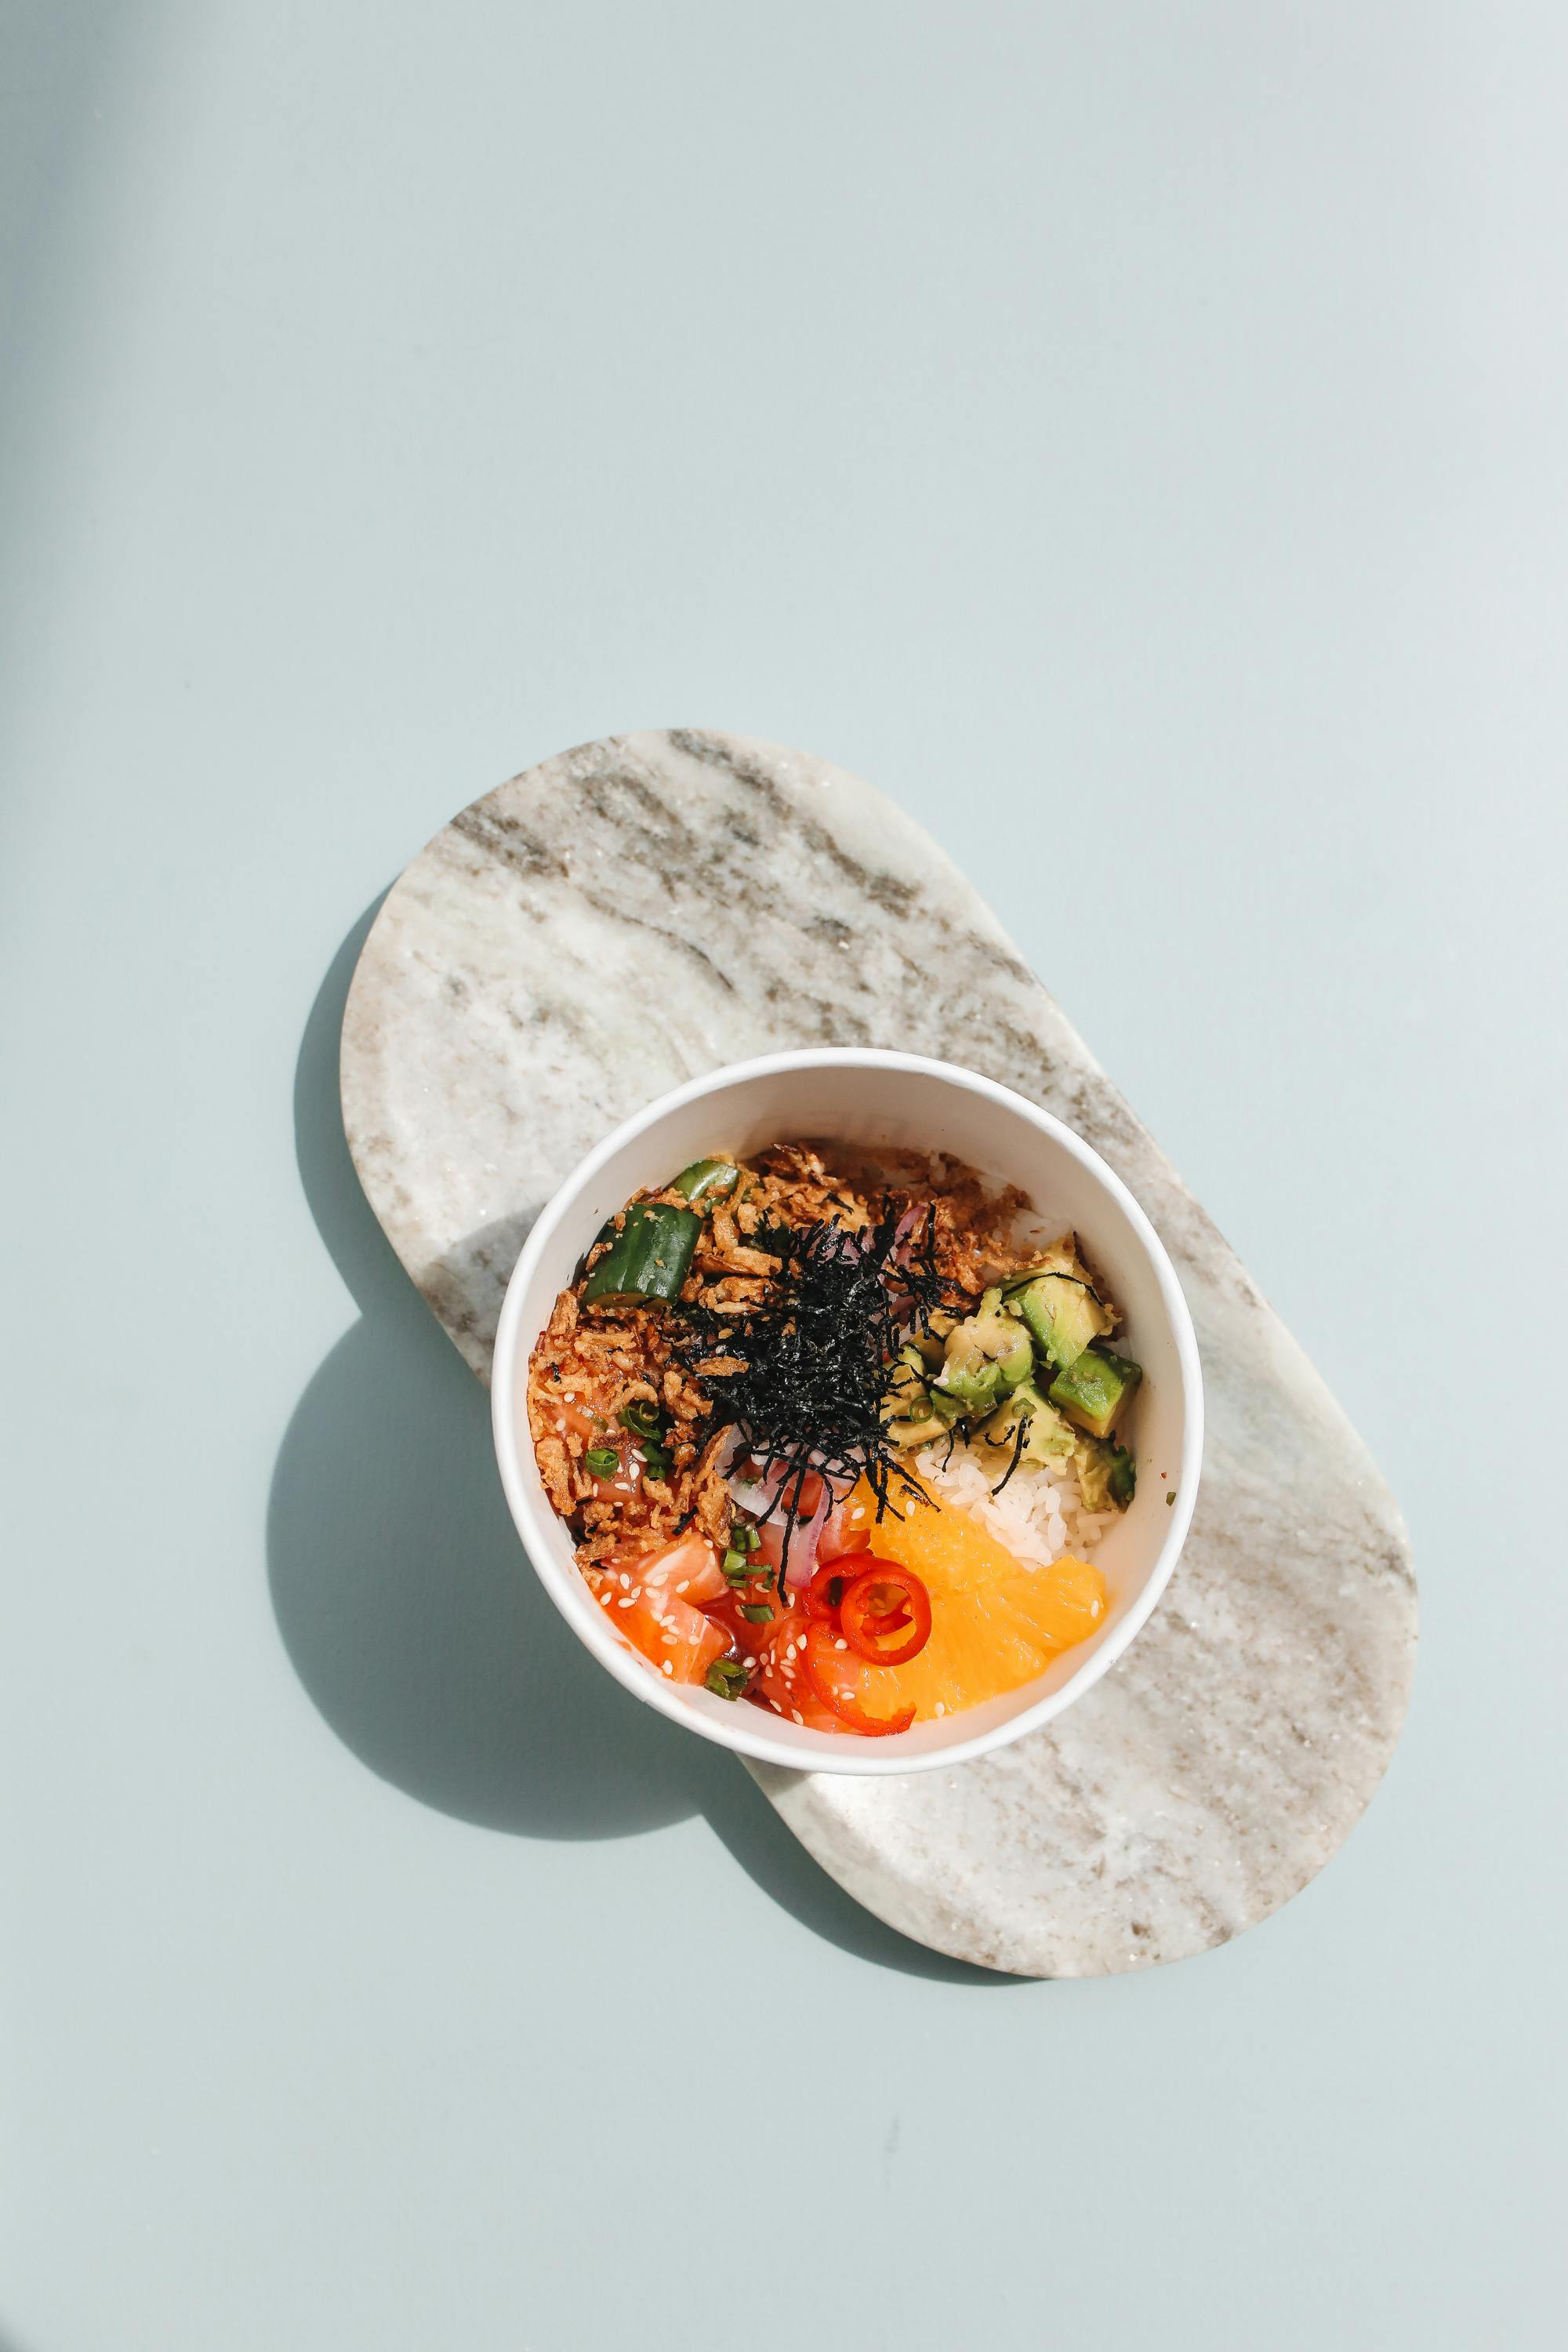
{"left": 491, "top": 1050, "right": 1203, "bottom": 1776}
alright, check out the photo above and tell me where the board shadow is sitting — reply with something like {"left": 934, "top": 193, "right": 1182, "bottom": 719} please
{"left": 266, "top": 901, "right": 1020, "bottom": 1981}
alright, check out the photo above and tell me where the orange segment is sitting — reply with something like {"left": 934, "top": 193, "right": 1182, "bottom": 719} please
{"left": 837, "top": 1476, "right": 1107, "bottom": 1722}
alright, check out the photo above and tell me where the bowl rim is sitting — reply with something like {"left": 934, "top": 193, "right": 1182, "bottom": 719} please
{"left": 491, "top": 1047, "right": 1203, "bottom": 1777}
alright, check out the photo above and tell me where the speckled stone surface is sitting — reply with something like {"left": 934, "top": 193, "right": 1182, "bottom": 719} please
{"left": 340, "top": 728, "right": 1416, "bottom": 1976}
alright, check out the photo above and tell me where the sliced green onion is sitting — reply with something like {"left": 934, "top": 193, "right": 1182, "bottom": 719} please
{"left": 583, "top": 1446, "right": 618, "bottom": 1476}
{"left": 619, "top": 1402, "right": 662, "bottom": 1441}
{"left": 739, "top": 1602, "right": 772, "bottom": 1624}
{"left": 704, "top": 1659, "right": 749, "bottom": 1700}
{"left": 721, "top": 1548, "right": 750, "bottom": 1584}
{"left": 638, "top": 1444, "right": 670, "bottom": 1479}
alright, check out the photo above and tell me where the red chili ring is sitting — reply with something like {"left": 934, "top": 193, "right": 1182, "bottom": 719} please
{"left": 804, "top": 1563, "right": 851, "bottom": 1623}
{"left": 839, "top": 1563, "right": 933, "bottom": 1668}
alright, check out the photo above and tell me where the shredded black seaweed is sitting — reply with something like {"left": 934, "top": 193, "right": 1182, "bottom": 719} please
{"left": 676, "top": 1200, "right": 965, "bottom": 1597}
{"left": 991, "top": 1413, "right": 1032, "bottom": 1497}
{"left": 1001, "top": 1266, "right": 1105, "bottom": 1306}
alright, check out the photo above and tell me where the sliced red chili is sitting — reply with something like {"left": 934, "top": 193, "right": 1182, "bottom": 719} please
{"left": 804, "top": 1563, "right": 851, "bottom": 1623}
{"left": 802, "top": 1621, "right": 916, "bottom": 1737}
{"left": 839, "top": 1563, "right": 933, "bottom": 1667}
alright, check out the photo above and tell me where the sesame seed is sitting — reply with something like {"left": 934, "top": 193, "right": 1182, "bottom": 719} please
{"left": 835, "top": 1638, "right": 848, "bottom": 1651}
{"left": 619, "top": 1573, "right": 631, "bottom": 1591}
{"left": 676, "top": 1580, "right": 689, "bottom": 1594}
{"left": 792, "top": 1710, "right": 804, "bottom": 1725}
{"left": 935, "top": 1701, "right": 946, "bottom": 1716}
{"left": 662, "top": 1634, "right": 677, "bottom": 1646}
{"left": 662, "top": 1661, "right": 674, "bottom": 1675}
{"left": 616, "top": 1596, "right": 634, "bottom": 1609}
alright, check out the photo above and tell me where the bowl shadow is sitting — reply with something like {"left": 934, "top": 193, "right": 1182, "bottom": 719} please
{"left": 267, "top": 901, "right": 1021, "bottom": 1983}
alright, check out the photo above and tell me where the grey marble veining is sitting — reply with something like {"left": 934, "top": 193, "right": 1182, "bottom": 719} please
{"left": 340, "top": 728, "right": 1416, "bottom": 1976}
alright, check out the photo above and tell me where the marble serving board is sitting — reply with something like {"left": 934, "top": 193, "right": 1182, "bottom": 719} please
{"left": 340, "top": 728, "right": 1416, "bottom": 1976}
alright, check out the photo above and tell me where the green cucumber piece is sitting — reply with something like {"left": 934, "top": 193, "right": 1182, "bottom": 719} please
{"left": 672, "top": 1158, "right": 740, "bottom": 1203}
{"left": 583, "top": 1202, "right": 701, "bottom": 1305}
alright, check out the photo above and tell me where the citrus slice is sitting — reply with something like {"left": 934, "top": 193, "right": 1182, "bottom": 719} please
{"left": 833, "top": 1476, "right": 1108, "bottom": 1722}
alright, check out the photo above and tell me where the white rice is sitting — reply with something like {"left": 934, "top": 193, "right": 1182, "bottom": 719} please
{"left": 910, "top": 1436, "right": 1112, "bottom": 1567}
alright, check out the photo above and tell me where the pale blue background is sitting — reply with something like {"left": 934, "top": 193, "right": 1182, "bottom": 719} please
{"left": 3, "top": 5, "right": 1564, "bottom": 2348}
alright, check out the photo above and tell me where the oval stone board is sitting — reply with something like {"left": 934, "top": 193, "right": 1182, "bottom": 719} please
{"left": 340, "top": 728, "right": 1416, "bottom": 1976}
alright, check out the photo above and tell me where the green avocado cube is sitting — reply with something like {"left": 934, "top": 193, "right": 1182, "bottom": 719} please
{"left": 935, "top": 1301, "right": 1033, "bottom": 1415}
{"left": 982, "top": 1379, "right": 1077, "bottom": 1462}
{"left": 1074, "top": 1437, "right": 1138, "bottom": 1512}
{"left": 1009, "top": 1272, "right": 1109, "bottom": 1372}
{"left": 1047, "top": 1345, "right": 1142, "bottom": 1441}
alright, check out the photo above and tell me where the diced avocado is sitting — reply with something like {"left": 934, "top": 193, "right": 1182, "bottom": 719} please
{"left": 1004, "top": 1236, "right": 1114, "bottom": 1367}
{"left": 1074, "top": 1437, "right": 1137, "bottom": 1512}
{"left": 884, "top": 1410, "right": 946, "bottom": 1448}
{"left": 934, "top": 1298, "right": 1034, "bottom": 1414}
{"left": 937, "top": 1358, "right": 1005, "bottom": 1415}
{"left": 880, "top": 1354, "right": 925, "bottom": 1415}
{"left": 982, "top": 1379, "right": 1077, "bottom": 1463}
{"left": 1008, "top": 1271, "right": 1111, "bottom": 1372}
{"left": 880, "top": 1345, "right": 945, "bottom": 1448}
{"left": 908, "top": 1313, "right": 959, "bottom": 1373}
{"left": 1074, "top": 1442, "right": 1114, "bottom": 1512}
{"left": 928, "top": 1383, "right": 967, "bottom": 1425}
{"left": 1048, "top": 1345, "right": 1142, "bottom": 1441}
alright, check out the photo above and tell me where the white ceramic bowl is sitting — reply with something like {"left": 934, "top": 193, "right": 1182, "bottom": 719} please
{"left": 492, "top": 1050, "right": 1203, "bottom": 1776}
